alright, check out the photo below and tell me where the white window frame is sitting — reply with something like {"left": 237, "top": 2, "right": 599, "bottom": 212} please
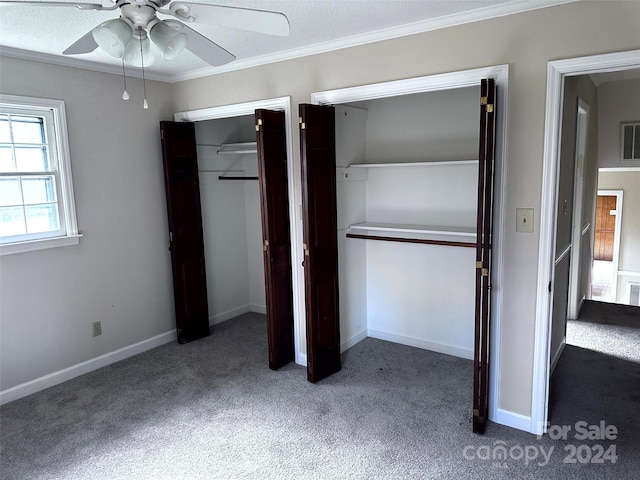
{"left": 621, "top": 121, "right": 640, "bottom": 161}
{"left": 0, "top": 94, "right": 80, "bottom": 255}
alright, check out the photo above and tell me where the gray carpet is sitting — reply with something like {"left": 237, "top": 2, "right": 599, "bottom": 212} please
{"left": 1, "top": 308, "right": 639, "bottom": 479}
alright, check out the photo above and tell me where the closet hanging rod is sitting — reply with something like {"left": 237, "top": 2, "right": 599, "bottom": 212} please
{"left": 218, "top": 176, "right": 259, "bottom": 181}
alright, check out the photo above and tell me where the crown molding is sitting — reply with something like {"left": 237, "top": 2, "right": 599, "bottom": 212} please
{"left": 168, "top": 0, "right": 576, "bottom": 83}
{"left": 1, "top": 0, "right": 576, "bottom": 84}
{"left": 0, "top": 46, "right": 172, "bottom": 83}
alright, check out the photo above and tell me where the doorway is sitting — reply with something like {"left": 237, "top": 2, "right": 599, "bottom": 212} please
{"left": 534, "top": 49, "right": 640, "bottom": 435}
{"left": 592, "top": 190, "right": 623, "bottom": 302}
{"left": 169, "top": 96, "right": 305, "bottom": 366}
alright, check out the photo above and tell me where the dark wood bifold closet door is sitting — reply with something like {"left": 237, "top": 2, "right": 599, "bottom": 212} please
{"left": 159, "top": 121, "right": 210, "bottom": 344}
{"left": 255, "top": 109, "right": 295, "bottom": 369}
{"left": 473, "top": 79, "right": 496, "bottom": 434}
{"left": 299, "top": 104, "right": 341, "bottom": 383}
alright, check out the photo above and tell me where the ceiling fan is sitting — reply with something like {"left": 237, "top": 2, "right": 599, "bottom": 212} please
{"left": 0, "top": 0, "right": 290, "bottom": 67}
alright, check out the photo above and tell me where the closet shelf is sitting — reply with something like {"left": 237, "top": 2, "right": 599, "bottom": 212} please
{"left": 217, "top": 142, "right": 258, "bottom": 155}
{"left": 348, "top": 160, "right": 478, "bottom": 168}
{"left": 346, "top": 222, "right": 476, "bottom": 248}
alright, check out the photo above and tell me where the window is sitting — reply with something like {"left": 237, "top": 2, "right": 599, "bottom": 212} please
{"left": 0, "top": 95, "right": 80, "bottom": 255}
{"left": 621, "top": 122, "right": 640, "bottom": 161}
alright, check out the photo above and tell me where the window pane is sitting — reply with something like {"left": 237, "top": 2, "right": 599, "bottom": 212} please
{"left": 0, "top": 177, "right": 22, "bottom": 206}
{"left": 0, "top": 146, "right": 14, "bottom": 172}
{"left": 623, "top": 125, "right": 633, "bottom": 160}
{"left": 25, "top": 203, "right": 59, "bottom": 233}
{"left": 11, "top": 116, "right": 45, "bottom": 144}
{"left": 0, "top": 115, "right": 10, "bottom": 143}
{"left": 21, "top": 175, "right": 57, "bottom": 204}
{"left": 0, "top": 206, "right": 26, "bottom": 237}
{"left": 634, "top": 126, "right": 640, "bottom": 160}
{"left": 15, "top": 146, "right": 49, "bottom": 171}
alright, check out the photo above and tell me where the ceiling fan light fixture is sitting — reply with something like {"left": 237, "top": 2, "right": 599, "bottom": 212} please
{"left": 150, "top": 21, "right": 187, "bottom": 61}
{"left": 123, "top": 30, "right": 155, "bottom": 67}
{"left": 91, "top": 18, "right": 132, "bottom": 58}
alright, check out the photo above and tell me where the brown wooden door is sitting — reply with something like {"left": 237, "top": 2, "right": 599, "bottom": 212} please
{"left": 159, "top": 121, "right": 210, "bottom": 344}
{"left": 473, "top": 79, "right": 496, "bottom": 434}
{"left": 255, "top": 109, "right": 294, "bottom": 370}
{"left": 299, "top": 104, "right": 341, "bottom": 383}
{"left": 594, "top": 195, "right": 616, "bottom": 261}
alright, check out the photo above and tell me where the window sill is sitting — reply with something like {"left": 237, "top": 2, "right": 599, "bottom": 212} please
{"left": 0, "top": 234, "right": 82, "bottom": 256}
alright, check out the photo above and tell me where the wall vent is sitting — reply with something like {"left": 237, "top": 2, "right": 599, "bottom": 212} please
{"left": 621, "top": 122, "right": 640, "bottom": 161}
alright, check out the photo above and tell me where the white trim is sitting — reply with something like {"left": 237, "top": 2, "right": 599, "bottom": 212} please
{"left": 210, "top": 305, "right": 251, "bottom": 325}
{"left": 494, "top": 408, "right": 533, "bottom": 433}
{"left": 599, "top": 167, "right": 640, "bottom": 172}
{"left": 533, "top": 48, "right": 640, "bottom": 437}
{"left": 0, "top": 233, "right": 82, "bottom": 256}
{"left": 555, "top": 244, "right": 572, "bottom": 265}
{"left": 311, "top": 64, "right": 508, "bottom": 429}
{"left": 341, "top": 329, "right": 368, "bottom": 353}
{"left": 618, "top": 270, "right": 640, "bottom": 277}
{"left": 367, "top": 328, "right": 473, "bottom": 360}
{"left": 550, "top": 337, "right": 566, "bottom": 375}
{"left": 597, "top": 189, "right": 623, "bottom": 302}
{"left": 174, "top": 97, "right": 305, "bottom": 367}
{"left": 249, "top": 304, "right": 267, "bottom": 315}
{"left": 0, "top": 330, "right": 177, "bottom": 405}
{"left": 0, "top": 46, "right": 169, "bottom": 82}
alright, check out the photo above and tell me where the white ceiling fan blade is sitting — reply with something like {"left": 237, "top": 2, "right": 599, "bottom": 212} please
{"left": 175, "top": 22, "right": 235, "bottom": 66}
{"left": 0, "top": 1, "right": 109, "bottom": 10}
{"left": 168, "top": 2, "right": 290, "bottom": 37}
{"left": 62, "top": 30, "right": 98, "bottom": 55}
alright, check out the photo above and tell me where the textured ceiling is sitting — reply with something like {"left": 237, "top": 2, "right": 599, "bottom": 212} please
{"left": 0, "top": 0, "right": 569, "bottom": 81}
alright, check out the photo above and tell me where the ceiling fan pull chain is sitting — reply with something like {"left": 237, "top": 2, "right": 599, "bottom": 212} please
{"left": 139, "top": 31, "right": 149, "bottom": 109}
{"left": 121, "top": 58, "right": 130, "bottom": 101}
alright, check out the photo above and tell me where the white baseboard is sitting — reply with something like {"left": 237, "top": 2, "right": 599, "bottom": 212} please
{"left": 493, "top": 408, "right": 533, "bottom": 433}
{"left": 296, "top": 352, "right": 307, "bottom": 367}
{"left": 249, "top": 304, "right": 267, "bottom": 314}
{"left": 367, "top": 328, "right": 473, "bottom": 360}
{"left": 210, "top": 304, "right": 267, "bottom": 325}
{"left": 341, "top": 328, "right": 368, "bottom": 352}
{"left": 550, "top": 337, "right": 566, "bottom": 375}
{"left": 0, "top": 330, "right": 176, "bottom": 406}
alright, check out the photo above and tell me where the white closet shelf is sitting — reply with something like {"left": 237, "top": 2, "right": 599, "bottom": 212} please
{"left": 347, "top": 222, "right": 476, "bottom": 248}
{"left": 348, "top": 160, "right": 478, "bottom": 168}
{"left": 216, "top": 142, "right": 258, "bottom": 155}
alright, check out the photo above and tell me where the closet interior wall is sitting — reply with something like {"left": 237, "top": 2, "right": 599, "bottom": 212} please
{"left": 336, "top": 87, "right": 481, "bottom": 359}
{"left": 194, "top": 116, "right": 266, "bottom": 325}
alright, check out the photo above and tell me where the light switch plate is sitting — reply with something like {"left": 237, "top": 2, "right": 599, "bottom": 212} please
{"left": 516, "top": 208, "right": 534, "bottom": 233}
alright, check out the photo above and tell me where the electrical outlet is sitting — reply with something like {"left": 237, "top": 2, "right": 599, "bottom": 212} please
{"left": 516, "top": 208, "right": 534, "bottom": 233}
{"left": 92, "top": 321, "right": 102, "bottom": 337}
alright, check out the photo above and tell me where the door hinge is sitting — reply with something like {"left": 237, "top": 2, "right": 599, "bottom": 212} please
{"left": 486, "top": 104, "right": 494, "bottom": 113}
{"left": 255, "top": 118, "right": 262, "bottom": 132}
{"left": 482, "top": 268, "right": 489, "bottom": 277}
{"left": 263, "top": 239, "right": 269, "bottom": 251}
{"left": 299, "top": 116, "right": 305, "bottom": 130}
{"left": 303, "top": 243, "right": 309, "bottom": 256}
{"left": 476, "top": 261, "right": 483, "bottom": 269}
{"left": 481, "top": 97, "right": 487, "bottom": 105}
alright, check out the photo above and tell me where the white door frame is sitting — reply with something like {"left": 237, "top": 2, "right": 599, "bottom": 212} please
{"left": 595, "top": 189, "right": 624, "bottom": 302}
{"left": 311, "top": 64, "right": 508, "bottom": 427}
{"left": 533, "top": 49, "right": 640, "bottom": 435}
{"left": 567, "top": 98, "right": 590, "bottom": 320}
{"left": 174, "top": 97, "right": 306, "bottom": 366}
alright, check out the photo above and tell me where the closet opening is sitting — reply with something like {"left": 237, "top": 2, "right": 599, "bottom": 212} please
{"left": 160, "top": 98, "right": 299, "bottom": 370}
{"left": 300, "top": 67, "right": 507, "bottom": 433}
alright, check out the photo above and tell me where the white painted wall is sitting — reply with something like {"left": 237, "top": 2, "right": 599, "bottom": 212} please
{"left": 598, "top": 79, "right": 640, "bottom": 168}
{"left": 0, "top": 57, "right": 175, "bottom": 393}
{"left": 597, "top": 170, "right": 640, "bottom": 304}
{"left": 170, "top": 1, "right": 640, "bottom": 418}
{"left": 194, "top": 116, "right": 265, "bottom": 324}
{"left": 335, "top": 91, "right": 478, "bottom": 359}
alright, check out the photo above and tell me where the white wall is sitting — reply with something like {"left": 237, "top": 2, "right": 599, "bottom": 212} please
{"left": 194, "top": 116, "right": 265, "bottom": 324}
{"left": 598, "top": 79, "right": 640, "bottom": 168}
{"left": 0, "top": 57, "right": 175, "bottom": 393}
{"left": 597, "top": 170, "right": 640, "bottom": 304}
{"left": 170, "top": 1, "right": 640, "bottom": 418}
